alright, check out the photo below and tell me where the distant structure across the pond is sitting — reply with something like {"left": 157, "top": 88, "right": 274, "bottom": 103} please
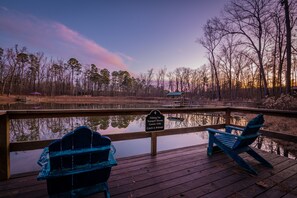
{"left": 164, "top": 91, "right": 190, "bottom": 108}
{"left": 166, "top": 91, "right": 184, "bottom": 97}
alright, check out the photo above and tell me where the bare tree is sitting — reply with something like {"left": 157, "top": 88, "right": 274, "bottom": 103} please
{"left": 145, "top": 69, "right": 154, "bottom": 94}
{"left": 219, "top": 34, "right": 240, "bottom": 99}
{"left": 200, "top": 18, "right": 223, "bottom": 100}
{"left": 5, "top": 45, "right": 25, "bottom": 96}
{"left": 233, "top": 52, "right": 251, "bottom": 98}
{"left": 0, "top": 47, "right": 9, "bottom": 95}
{"left": 28, "top": 53, "right": 43, "bottom": 92}
{"left": 166, "top": 71, "right": 174, "bottom": 92}
{"left": 181, "top": 67, "right": 191, "bottom": 92}
{"left": 221, "top": 0, "right": 273, "bottom": 97}
{"left": 16, "top": 52, "right": 29, "bottom": 94}
{"left": 67, "top": 58, "right": 81, "bottom": 95}
{"left": 160, "top": 67, "right": 167, "bottom": 93}
{"left": 270, "top": 5, "right": 286, "bottom": 95}
{"left": 174, "top": 68, "right": 182, "bottom": 92}
{"left": 155, "top": 67, "right": 167, "bottom": 96}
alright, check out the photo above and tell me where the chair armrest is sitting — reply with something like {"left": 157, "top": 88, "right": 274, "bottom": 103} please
{"left": 37, "top": 151, "right": 117, "bottom": 180}
{"left": 37, "top": 147, "right": 49, "bottom": 167}
{"left": 225, "top": 125, "right": 244, "bottom": 132}
{"left": 248, "top": 124, "right": 263, "bottom": 129}
{"left": 207, "top": 128, "right": 240, "bottom": 138}
{"left": 111, "top": 143, "right": 116, "bottom": 155}
{"left": 237, "top": 133, "right": 261, "bottom": 140}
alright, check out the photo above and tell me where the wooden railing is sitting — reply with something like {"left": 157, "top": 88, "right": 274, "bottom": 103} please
{"left": 1, "top": 107, "right": 297, "bottom": 181}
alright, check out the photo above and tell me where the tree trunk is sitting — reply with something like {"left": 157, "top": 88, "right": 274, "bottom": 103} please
{"left": 283, "top": 0, "right": 292, "bottom": 95}
{"left": 211, "top": 54, "right": 221, "bottom": 100}
{"left": 258, "top": 53, "right": 269, "bottom": 97}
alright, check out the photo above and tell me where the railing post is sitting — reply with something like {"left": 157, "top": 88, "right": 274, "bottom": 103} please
{"left": 225, "top": 108, "right": 231, "bottom": 125}
{"left": 151, "top": 132, "right": 157, "bottom": 156}
{"left": 0, "top": 114, "right": 10, "bottom": 181}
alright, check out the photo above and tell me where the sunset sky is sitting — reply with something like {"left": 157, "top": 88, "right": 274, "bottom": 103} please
{"left": 0, "top": 0, "right": 228, "bottom": 74}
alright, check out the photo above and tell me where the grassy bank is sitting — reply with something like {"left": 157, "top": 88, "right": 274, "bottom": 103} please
{"left": 0, "top": 95, "right": 168, "bottom": 105}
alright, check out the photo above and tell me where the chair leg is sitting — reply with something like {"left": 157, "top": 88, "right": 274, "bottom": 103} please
{"left": 207, "top": 133, "right": 214, "bottom": 156}
{"left": 104, "top": 183, "right": 110, "bottom": 198}
{"left": 247, "top": 148, "right": 273, "bottom": 168}
{"left": 221, "top": 147, "right": 258, "bottom": 175}
{"left": 104, "top": 190, "right": 110, "bottom": 198}
{"left": 207, "top": 146, "right": 213, "bottom": 156}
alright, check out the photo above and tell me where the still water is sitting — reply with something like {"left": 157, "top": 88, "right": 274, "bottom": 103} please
{"left": 10, "top": 113, "right": 225, "bottom": 142}
{"left": 9, "top": 112, "right": 297, "bottom": 175}
{"left": 11, "top": 113, "right": 222, "bottom": 174}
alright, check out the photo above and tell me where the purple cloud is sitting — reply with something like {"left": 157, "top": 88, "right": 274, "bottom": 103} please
{"left": 0, "top": 7, "right": 128, "bottom": 70}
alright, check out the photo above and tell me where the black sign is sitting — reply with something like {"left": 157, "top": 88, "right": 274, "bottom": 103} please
{"left": 145, "top": 110, "right": 165, "bottom": 132}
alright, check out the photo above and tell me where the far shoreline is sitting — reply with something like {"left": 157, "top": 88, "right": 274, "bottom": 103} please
{"left": 0, "top": 95, "right": 169, "bottom": 105}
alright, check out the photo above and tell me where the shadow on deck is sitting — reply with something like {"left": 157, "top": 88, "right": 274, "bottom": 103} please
{"left": 1, "top": 145, "right": 297, "bottom": 198}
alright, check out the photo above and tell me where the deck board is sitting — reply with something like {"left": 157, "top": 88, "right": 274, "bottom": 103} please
{"left": 1, "top": 145, "right": 297, "bottom": 198}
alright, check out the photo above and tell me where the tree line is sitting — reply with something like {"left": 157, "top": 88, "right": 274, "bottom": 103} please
{"left": 0, "top": 45, "right": 212, "bottom": 98}
{"left": 199, "top": 0, "right": 297, "bottom": 100}
{"left": 1, "top": 0, "right": 297, "bottom": 100}
{"left": 0, "top": 45, "right": 151, "bottom": 97}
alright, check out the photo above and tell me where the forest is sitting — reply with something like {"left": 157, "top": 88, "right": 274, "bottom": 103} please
{"left": 0, "top": 0, "right": 297, "bottom": 101}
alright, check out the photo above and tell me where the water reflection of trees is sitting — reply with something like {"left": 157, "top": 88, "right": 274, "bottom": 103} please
{"left": 165, "top": 113, "right": 225, "bottom": 128}
{"left": 254, "top": 137, "right": 297, "bottom": 160}
{"left": 9, "top": 113, "right": 297, "bottom": 159}
{"left": 86, "top": 116, "right": 110, "bottom": 131}
{"left": 110, "top": 115, "right": 138, "bottom": 129}
{"left": 10, "top": 113, "right": 225, "bottom": 142}
{"left": 11, "top": 119, "right": 40, "bottom": 142}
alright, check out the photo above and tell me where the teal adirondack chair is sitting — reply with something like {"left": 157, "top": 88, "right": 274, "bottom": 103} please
{"left": 37, "top": 126, "right": 117, "bottom": 198}
{"left": 207, "top": 114, "right": 273, "bottom": 175}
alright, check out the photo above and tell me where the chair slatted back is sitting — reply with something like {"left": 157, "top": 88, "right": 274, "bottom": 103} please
{"left": 47, "top": 126, "right": 111, "bottom": 195}
{"left": 232, "top": 114, "right": 264, "bottom": 149}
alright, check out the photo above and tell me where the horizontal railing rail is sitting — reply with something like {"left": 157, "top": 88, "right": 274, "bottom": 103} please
{"left": 9, "top": 124, "right": 225, "bottom": 152}
{"left": 3, "top": 107, "right": 228, "bottom": 119}
{"left": 3, "top": 106, "right": 297, "bottom": 119}
{"left": 1, "top": 107, "right": 297, "bottom": 181}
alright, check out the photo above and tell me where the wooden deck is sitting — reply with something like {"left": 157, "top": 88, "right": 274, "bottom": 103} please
{"left": 1, "top": 145, "right": 297, "bottom": 198}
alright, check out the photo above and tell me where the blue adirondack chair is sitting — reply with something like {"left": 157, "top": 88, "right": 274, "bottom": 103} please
{"left": 207, "top": 114, "right": 273, "bottom": 175}
{"left": 37, "top": 126, "right": 117, "bottom": 198}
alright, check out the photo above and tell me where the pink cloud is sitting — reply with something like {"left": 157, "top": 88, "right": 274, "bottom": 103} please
{"left": 0, "top": 8, "right": 128, "bottom": 71}
{"left": 116, "top": 52, "right": 135, "bottom": 62}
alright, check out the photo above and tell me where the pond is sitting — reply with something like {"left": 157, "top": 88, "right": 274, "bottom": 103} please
{"left": 9, "top": 112, "right": 297, "bottom": 175}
